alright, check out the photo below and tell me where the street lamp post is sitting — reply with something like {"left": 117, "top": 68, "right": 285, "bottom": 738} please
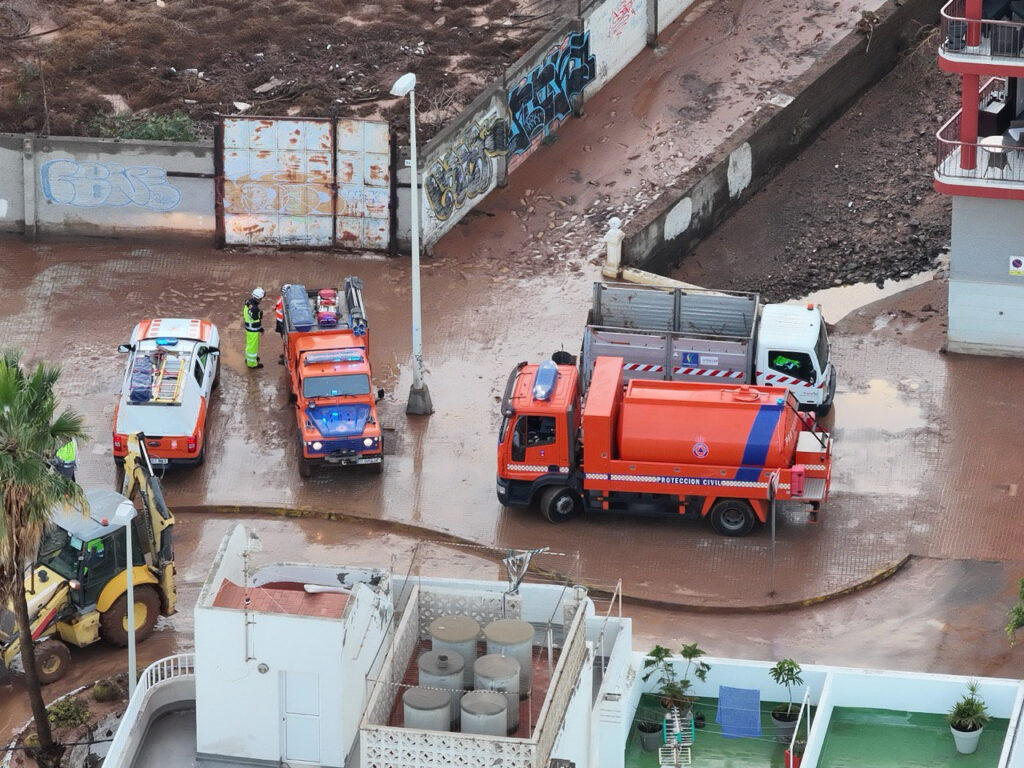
{"left": 391, "top": 72, "right": 433, "bottom": 416}
{"left": 111, "top": 501, "right": 139, "bottom": 697}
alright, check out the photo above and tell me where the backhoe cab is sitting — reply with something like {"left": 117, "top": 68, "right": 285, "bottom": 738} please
{"left": 0, "top": 434, "right": 175, "bottom": 685}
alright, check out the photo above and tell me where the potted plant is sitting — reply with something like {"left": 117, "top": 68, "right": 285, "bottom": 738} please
{"left": 948, "top": 681, "right": 990, "bottom": 755}
{"left": 641, "top": 642, "right": 711, "bottom": 714}
{"left": 784, "top": 737, "right": 806, "bottom": 768}
{"left": 635, "top": 716, "right": 662, "bottom": 752}
{"left": 769, "top": 659, "right": 804, "bottom": 742}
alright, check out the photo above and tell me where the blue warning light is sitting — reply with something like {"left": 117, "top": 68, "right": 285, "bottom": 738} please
{"left": 533, "top": 360, "right": 558, "bottom": 401}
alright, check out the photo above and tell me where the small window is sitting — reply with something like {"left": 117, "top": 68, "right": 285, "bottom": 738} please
{"left": 193, "top": 358, "right": 204, "bottom": 386}
{"left": 526, "top": 416, "right": 557, "bottom": 447}
{"left": 814, "top": 325, "right": 829, "bottom": 369}
{"left": 768, "top": 350, "right": 816, "bottom": 383}
{"left": 511, "top": 417, "right": 527, "bottom": 462}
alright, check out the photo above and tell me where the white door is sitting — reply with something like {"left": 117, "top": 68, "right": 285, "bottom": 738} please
{"left": 282, "top": 671, "right": 320, "bottom": 764}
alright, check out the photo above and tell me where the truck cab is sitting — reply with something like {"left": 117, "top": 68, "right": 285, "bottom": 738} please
{"left": 755, "top": 304, "right": 836, "bottom": 415}
{"left": 496, "top": 360, "right": 581, "bottom": 516}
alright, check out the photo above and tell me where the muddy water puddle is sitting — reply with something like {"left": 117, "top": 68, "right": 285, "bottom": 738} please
{"left": 831, "top": 378, "right": 927, "bottom": 433}
{"left": 799, "top": 272, "right": 937, "bottom": 325}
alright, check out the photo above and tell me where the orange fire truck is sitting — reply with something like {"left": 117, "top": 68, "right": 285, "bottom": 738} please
{"left": 280, "top": 278, "right": 384, "bottom": 478}
{"left": 496, "top": 356, "right": 832, "bottom": 536}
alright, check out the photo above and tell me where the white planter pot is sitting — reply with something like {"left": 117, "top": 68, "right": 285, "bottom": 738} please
{"left": 951, "top": 725, "right": 983, "bottom": 754}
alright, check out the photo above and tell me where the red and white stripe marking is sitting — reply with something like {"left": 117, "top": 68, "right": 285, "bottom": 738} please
{"left": 761, "top": 372, "right": 825, "bottom": 389}
{"left": 622, "top": 363, "right": 744, "bottom": 379}
{"left": 622, "top": 363, "right": 664, "bottom": 373}
{"left": 673, "top": 367, "right": 745, "bottom": 379}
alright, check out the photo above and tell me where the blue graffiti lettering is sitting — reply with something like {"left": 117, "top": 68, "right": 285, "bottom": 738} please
{"left": 506, "top": 31, "right": 596, "bottom": 158}
{"left": 40, "top": 159, "right": 182, "bottom": 211}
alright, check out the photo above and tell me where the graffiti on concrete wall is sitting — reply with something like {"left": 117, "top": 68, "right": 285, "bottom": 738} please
{"left": 610, "top": 0, "right": 639, "bottom": 36}
{"left": 424, "top": 115, "right": 506, "bottom": 222}
{"left": 39, "top": 159, "right": 181, "bottom": 211}
{"left": 506, "top": 31, "right": 596, "bottom": 162}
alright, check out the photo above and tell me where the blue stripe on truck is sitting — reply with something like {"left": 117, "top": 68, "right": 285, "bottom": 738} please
{"left": 735, "top": 404, "right": 783, "bottom": 482}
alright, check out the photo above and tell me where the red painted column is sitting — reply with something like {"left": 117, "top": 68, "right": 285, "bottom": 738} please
{"left": 960, "top": 73, "right": 980, "bottom": 170}
{"left": 966, "top": 0, "right": 982, "bottom": 46}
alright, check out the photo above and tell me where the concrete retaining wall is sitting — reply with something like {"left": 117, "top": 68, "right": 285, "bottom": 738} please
{"left": 622, "top": 0, "right": 944, "bottom": 273}
{"left": 414, "top": 0, "right": 699, "bottom": 248}
{"left": 0, "top": 133, "right": 215, "bottom": 239}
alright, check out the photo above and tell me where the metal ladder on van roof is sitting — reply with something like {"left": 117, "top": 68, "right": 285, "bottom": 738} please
{"left": 152, "top": 354, "right": 184, "bottom": 403}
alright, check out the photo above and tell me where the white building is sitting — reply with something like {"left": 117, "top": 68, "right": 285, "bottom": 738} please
{"left": 98, "top": 525, "right": 1024, "bottom": 768}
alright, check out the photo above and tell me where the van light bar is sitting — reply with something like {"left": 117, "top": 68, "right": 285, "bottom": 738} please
{"left": 304, "top": 351, "right": 362, "bottom": 365}
{"left": 154, "top": 337, "right": 178, "bottom": 346}
{"left": 533, "top": 359, "right": 558, "bottom": 401}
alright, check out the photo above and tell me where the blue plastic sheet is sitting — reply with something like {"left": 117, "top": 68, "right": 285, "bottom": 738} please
{"left": 716, "top": 686, "right": 762, "bottom": 739}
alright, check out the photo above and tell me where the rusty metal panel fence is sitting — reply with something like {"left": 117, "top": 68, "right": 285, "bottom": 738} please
{"left": 217, "top": 116, "right": 392, "bottom": 251}
{"left": 336, "top": 119, "right": 391, "bottom": 250}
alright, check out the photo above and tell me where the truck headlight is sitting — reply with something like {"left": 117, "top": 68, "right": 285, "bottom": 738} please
{"left": 312, "top": 441, "right": 323, "bottom": 451}
{"left": 363, "top": 437, "right": 375, "bottom": 447}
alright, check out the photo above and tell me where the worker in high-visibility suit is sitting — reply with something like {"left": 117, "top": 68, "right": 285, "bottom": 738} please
{"left": 54, "top": 438, "right": 78, "bottom": 481}
{"left": 243, "top": 287, "right": 266, "bottom": 369}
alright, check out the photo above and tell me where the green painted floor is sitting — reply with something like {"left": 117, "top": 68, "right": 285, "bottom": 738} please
{"left": 818, "top": 708, "right": 1009, "bottom": 768}
{"left": 626, "top": 694, "right": 806, "bottom": 768}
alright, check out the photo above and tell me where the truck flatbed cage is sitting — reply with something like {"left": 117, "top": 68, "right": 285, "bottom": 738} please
{"left": 590, "top": 282, "right": 760, "bottom": 340}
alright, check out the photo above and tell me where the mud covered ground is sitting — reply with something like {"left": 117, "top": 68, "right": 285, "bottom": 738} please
{"left": 671, "top": 33, "right": 958, "bottom": 301}
{"left": 0, "top": 0, "right": 570, "bottom": 139}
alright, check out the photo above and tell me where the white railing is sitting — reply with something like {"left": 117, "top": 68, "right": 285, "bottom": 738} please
{"left": 787, "top": 688, "right": 811, "bottom": 766}
{"left": 103, "top": 653, "right": 195, "bottom": 767}
{"left": 594, "top": 579, "right": 622, "bottom": 676}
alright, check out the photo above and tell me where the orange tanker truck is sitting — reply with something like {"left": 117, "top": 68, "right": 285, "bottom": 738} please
{"left": 496, "top": 355, "right": 832, "bottom": 536}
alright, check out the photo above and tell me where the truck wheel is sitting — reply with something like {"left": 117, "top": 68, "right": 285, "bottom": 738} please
{"left": 212, "top": 360, "right": 221, "bottom": 390}
{"left": 369, "top": 458, "right": 383, "bottom": 475}
{"left": 34, "top": 639, "right": 72, "bottom": 686}
{"left": 814, "top": 400, "right": 833, "bottom": 418}
{"left": 540, "top": 486, "right": 582, "bottom": 524}
{"left": 709, "top": 499, "right": 757, "bottom": 537}
{"left": 100, "top": 585, "right": 160, "bottom": 647}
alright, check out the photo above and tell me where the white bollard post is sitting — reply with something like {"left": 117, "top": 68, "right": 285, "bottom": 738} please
{"left": 602, "top": 217, "right": 625, "bottom": 280}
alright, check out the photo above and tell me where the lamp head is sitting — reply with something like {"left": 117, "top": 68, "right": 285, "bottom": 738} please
{"left": 390, "top": 72, "right": 417, "bottom": 98}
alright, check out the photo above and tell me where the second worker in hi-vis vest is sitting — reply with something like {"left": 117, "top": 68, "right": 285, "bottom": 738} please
{"left": 243, "top": 287, "right": 266, "bottom": 369}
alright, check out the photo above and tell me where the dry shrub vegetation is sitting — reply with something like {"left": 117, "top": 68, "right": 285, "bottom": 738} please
{"left": 0, "top": 0, "right": 566, "bottom": 139}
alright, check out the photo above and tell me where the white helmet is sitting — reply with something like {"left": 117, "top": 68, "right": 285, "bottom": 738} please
{"left": 251, "top": 287, "right": 266, "bottom": 300}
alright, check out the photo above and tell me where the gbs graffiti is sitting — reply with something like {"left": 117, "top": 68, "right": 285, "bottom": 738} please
{"left": 40, "top": 159, "right": 182, "bottom": 211}
{"left": 506, "top": 31, "right": 596, "bottom": 159}
{"left": 424, "top": 116, "right": 506, "bottom": 222}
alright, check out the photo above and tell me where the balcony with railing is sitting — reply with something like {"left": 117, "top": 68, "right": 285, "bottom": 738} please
{"left": 935, "top": 77, "right": 1024, "bottom": 196}
{"left": 940, "top": 0, "right": 1024, "bottom": 69}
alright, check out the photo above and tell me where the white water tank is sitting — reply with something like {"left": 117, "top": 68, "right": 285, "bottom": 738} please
{"left": 474, "top": 653, "right": 521, "bottom": 734}
{"left": 460, "top": 690, "right": 508, "bottom": 737}
{"left": 417, "top": 650, "right": 465, "bottom": 727}
{"left": 484, "top": 619, "right": 535, "bottom": 694}
{"left": 403, "top": 686, "right": 451, "bottom": 732}
{"left": 428, "top": 614, "right": 479, "bottom": 687}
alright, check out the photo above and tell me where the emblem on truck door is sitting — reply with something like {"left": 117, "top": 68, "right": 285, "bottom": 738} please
{"left": 693, "top": 441, "right": 709, "bottom": 459}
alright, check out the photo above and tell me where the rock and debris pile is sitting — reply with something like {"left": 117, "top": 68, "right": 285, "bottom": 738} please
{"left": 672, "top": 34, "right": 958, "bottom": 302}
{"left": 0, "top": 0, "right": 571, "bottom": 140}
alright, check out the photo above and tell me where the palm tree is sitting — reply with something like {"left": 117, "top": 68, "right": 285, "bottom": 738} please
{"left": 0, "top": 351, "right": 86, "bottom": 767}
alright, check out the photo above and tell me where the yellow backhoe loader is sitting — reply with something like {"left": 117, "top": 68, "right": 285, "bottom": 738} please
{"left": 0, "top": 433, "right": 175, "bottom": 685}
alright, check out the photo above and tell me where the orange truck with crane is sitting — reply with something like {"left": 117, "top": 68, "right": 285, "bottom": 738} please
{"left": 496, "top": 355, "right": 832, "bottom": 536}
{"left": 280, "top": 277, "right": 385, "bottom": 478}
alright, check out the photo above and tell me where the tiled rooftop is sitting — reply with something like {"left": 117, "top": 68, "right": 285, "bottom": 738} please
{"left": 213, "top": 579, "right": 348, "bottom": 618}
